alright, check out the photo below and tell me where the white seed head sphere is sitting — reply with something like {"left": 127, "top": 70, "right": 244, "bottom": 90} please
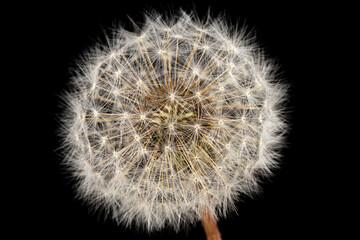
{"left": 61, "top": 11, "right": 287, "bottom": 232}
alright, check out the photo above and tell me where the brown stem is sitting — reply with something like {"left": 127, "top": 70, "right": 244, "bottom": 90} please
{"left": 201, "top": 210, "right": 222, "bottom": 240}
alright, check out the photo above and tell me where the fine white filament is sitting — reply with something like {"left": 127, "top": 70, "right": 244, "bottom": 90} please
{"left": 60, "top": 11, "right": 287, "bottom": 232}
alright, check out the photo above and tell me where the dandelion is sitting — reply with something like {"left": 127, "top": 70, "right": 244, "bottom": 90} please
{"left": 60, "top": 10, "right": 287, "bottom": 239}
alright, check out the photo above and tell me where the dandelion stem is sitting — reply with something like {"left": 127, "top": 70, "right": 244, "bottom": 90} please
{"left": 201, "top": 209, "right": 222, "bottom": 240}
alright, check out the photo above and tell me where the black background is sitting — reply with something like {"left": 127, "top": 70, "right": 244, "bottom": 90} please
{"left": 13, "top": 1, "right": 343, "bottom": 239}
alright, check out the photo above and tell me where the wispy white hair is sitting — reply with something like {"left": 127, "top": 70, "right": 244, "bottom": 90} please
{"left": 60, "top": 10, "right": 287, "bottom": 232}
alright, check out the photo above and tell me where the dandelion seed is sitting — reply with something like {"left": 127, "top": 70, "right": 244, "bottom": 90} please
{"left": 60, "top": 10, "right": 287, "bottom": 238}
{"left": 115, "top": 70, "right": 122, "bottom": 77}
{"left": 170, "top": 93, "right": 175, "bottom": 100}
{"left": 259, "top": 116, "right": 263, "bottom": 123}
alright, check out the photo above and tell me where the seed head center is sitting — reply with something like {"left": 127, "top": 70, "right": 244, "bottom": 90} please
{"left": 152, "top": 103, "right": 194, "bottom": 128}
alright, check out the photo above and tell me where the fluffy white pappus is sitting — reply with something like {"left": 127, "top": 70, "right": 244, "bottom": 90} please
{"left": 59, "top": 10, "right": 288, "bottom": 232}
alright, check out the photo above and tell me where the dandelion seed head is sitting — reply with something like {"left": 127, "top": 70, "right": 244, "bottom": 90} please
{"left": 60, "top": 10, "right": 287, "bottom": 232}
